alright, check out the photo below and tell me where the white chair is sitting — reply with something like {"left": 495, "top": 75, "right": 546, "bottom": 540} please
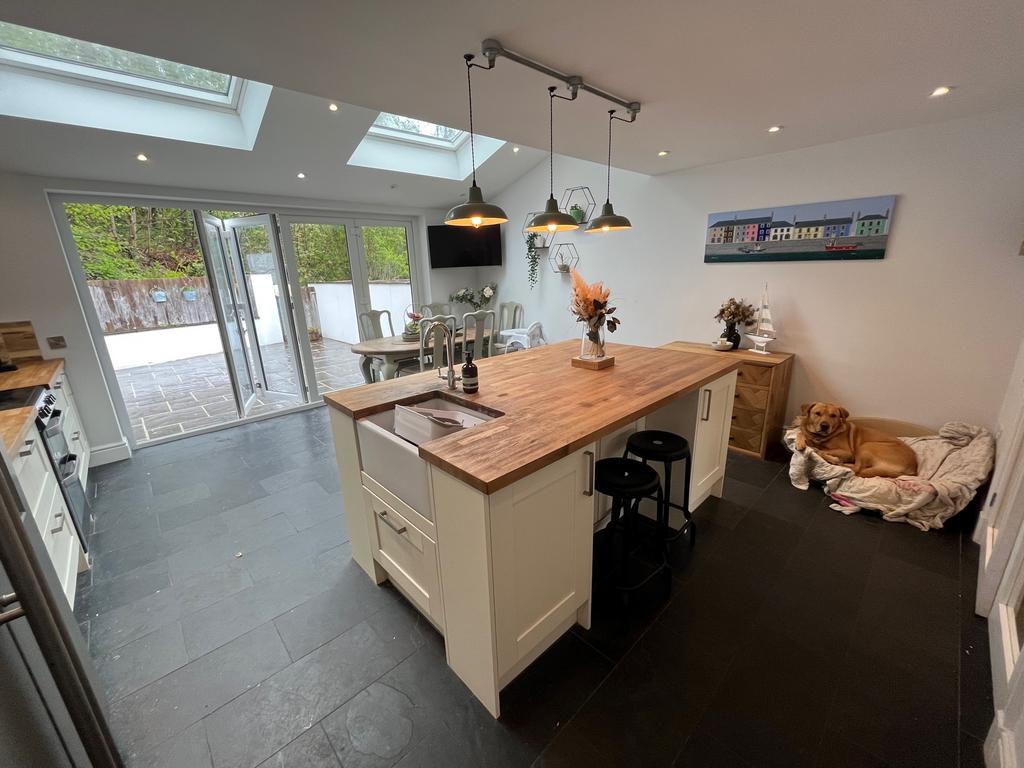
{"left": 494, "top": 302, "right": 524, "bottom": 354}
{"left": 500, "top": 321, "right": 548, "bottom": 353}
{"left": 462, "top": 310, "right": 497, "bottom": 359}
{"left": 358, "top": 309, "right": 394, "bottom": 341}
{"left": 418, "top": 314, "right": 458, "bottom": 372}
{"left": 421, "top": 302, "right": 453, "bottom": 318}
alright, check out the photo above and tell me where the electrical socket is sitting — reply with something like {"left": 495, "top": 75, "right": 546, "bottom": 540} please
{"left": 46, "top": 335, "right": 67, "bottom": 349}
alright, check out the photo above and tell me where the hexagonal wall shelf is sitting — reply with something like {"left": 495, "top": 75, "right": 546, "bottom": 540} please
{"left": 549, "top": 243, "right": 579, "bottom": 274}
{"left": 559, "top": 186, "right": 596, "bottom": 226}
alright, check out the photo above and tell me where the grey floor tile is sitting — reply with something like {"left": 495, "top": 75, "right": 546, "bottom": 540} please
{"left": 181, "top": 562, "right": 331, "bottom": 659}
{"left": 167, "top": 514, "right": 296, "bottom": 583}
{"left": 78, "top": 559, "right": 171, "bottom": 618}
{"left": 242, "top": 515, "right": 349, "bottom": 583}
{"left": 204, "top": 621, "right": 402, "bottom": 768}
{"left": 92, "top": 540, "right": 165, "bottom": 583}
{"left": 109, "top": 622, "right": 291, "bottom": 754}
{"left": 286, "top": 496, "right": 346, "bottom": 533}
{"left": 255, "top": 724, "right": 341, "bottom": 768}
{"left": 96, "top": 622, "right": 187, "bottom": 702}
{"left": 220, "top": 482, "right": 329, "bottom": 531}
{"left": 90, "top": 512, "right": 160, "bottom": 555}
{"left": 124, "top": 720, "right": 212, "bottom": 768}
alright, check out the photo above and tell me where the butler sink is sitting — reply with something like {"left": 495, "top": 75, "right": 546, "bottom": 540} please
{"left": 356, "top": 395, "right": 500, "bottom": 520}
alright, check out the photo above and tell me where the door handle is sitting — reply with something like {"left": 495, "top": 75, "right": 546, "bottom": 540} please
{"left": 19, "top": 438, "right": 35, "bottom": 458}
{"left": 377, "top": 510, "right": 407, "bottom": 535}
{"left": 701, "top": 389, "right": 712, "bottom": 422}
{"left": 583, "top": 450, "right": 595, "bottom": 496}
{"left": 50, "top": 511, "right": 65, "bottom": 535}
{"left": 0, "top": 606, "right": 25, "bottom": 627}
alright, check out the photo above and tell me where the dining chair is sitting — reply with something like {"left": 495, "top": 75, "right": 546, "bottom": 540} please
{"left": 358, "top": 309, "right": 394, "bottom": 341}
{"left": 418, "top": 314, "right": 458, "bottom": 372}
{"left": 463, "top": 310, "right": 497, "bottom": 359}
{"left": 420, "top": 302, "right": 452, "bottom": 318}
{"left": 494, "top": 302, "right": 524, "bottom": 353}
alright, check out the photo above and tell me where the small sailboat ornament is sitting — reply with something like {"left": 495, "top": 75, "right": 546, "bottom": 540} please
{"left": 747, "top": 283, "right": 776, "bottom": 355}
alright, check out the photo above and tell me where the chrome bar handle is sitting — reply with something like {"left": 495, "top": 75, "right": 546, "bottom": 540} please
{"left": 377, "top": 510, "right": 407, "bottom": 535}
{"left": 701, "top": 389, "right": 712, "bottom": 422}
{"left": 50, "top": 512, "right": 65, "bottom": 535}
{"left": 19, "top": 439, "right": 35, "bottom": 458}
{"left": 53, "top": 381, "right": 63, "bottom": 390}
{"left": 0, "top": 606, "right": 25, "bottom": 627}
{"left": 583, "top": 450, "right": 595, "bottom": 496}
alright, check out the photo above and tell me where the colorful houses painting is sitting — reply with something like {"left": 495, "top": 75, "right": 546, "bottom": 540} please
{"left": 704, "top": 195, "right": 895, "bottom": 262}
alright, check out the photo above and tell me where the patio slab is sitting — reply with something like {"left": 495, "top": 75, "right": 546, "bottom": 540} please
{"left": 114, "top": 338, "right": 366, "bottom": 444}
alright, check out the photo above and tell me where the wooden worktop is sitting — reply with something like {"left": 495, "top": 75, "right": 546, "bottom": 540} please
{"left": 324, "top": 341, "right": 739, "bottom": 494}
{"left": 660, "top": 340, "right": 793, "bottom": 366}
{"left": 0, "top": 358, "right": 64, "bottom": 456}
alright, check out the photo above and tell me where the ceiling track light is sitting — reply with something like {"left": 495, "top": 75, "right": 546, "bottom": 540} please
{"left": 527, "top": 86, "right": 580, "bottom": 234}
{"left": 587, "top": 110, "right": 633, "bottom": 234}
{"left": 444, "top": 54, "right": 509, "bottom": 228}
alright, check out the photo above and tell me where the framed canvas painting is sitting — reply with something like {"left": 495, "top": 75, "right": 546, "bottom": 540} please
{"left": 704, "top": 195, "right": 896, "bottom": 263}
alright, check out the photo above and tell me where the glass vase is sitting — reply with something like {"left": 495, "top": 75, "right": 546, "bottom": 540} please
{"left": 580, "top": 320, "right": 606, "bottom": 359}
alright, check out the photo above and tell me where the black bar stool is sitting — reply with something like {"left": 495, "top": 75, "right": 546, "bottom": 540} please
{"left": 623, "top": 430, "right": 695, "bottom": 547}
{"left": 595, "top": 457, "right": 668, "bottom": 591}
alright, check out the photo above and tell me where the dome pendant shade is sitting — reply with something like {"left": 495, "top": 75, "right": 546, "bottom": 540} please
{"left": 585, "top": 201, "right": 632, "bottom": 233}
{"left": 445, "top": 184, "right": 508, "bottom": 228}
{"left": 526, "top": 196, "right": 579, "bottom": 233}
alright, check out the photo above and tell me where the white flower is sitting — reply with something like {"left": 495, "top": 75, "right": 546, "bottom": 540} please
{"left": 482, "top": 286, "right": 494, "bottom": 298}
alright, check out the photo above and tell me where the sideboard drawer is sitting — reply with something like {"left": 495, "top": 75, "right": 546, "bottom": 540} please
{"left": 734, "top": 384, "right": 769, "bottom": 411}
{"left": 731, "top": 406, "right": 766, "bottom": 431}
{"left": 729, "top": 425, "right": 763, "bottom": 453}
{"left": 736, "top": 363, "right": 772, "bottom": 388}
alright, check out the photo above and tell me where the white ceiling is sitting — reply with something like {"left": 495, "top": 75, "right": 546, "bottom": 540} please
{"left": 1, "top": 0, "right": 1022, "bottom": 187}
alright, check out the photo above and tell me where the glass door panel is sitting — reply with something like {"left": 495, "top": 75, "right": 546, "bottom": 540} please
{"left": 355, "top": 221, "right": 415, "bottom": 339}
{"left": 222, "top": 215, "right": 304, "bottom": 404}
{"left": 280, "top": 219, "right": 369, "bottom": 394}
{"left": 195, "top": 212, "right": 256, "bottom": 416}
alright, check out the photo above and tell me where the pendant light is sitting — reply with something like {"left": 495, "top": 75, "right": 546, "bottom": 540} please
{"left": 527, "top": 86, "right": 579, "bottom": 234}
{"left": 445, "top": 54, "right": 508, "bottom": 228}
{"left": 586, "top": 109, "right": 632, "bottom": 233}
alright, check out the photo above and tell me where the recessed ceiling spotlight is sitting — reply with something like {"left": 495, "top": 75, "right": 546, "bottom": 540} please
{"left": 296, "top": 172, "right": 306, "bottom": 179}
{"left": 767, "top": 125, "right": 783, "bottom": 133}
{"left": 136, "top": 153, "right": 148, "bottom": 162}
{"left": 929, "top": 85, "right": 953, "bottom": 98}
{"left": 328, "top": 102, "right": 339, "bottom": 112}
{"left": 513, "top": 146, "right": 520, "bottom": 153}
{"left": 657, "top": 150, "right": 670, "bottom": 157}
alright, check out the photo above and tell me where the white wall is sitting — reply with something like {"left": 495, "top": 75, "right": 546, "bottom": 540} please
{"left": 491, "top": 108, "right": 1024, "bottom": 431}
{"left": 311, "top": 281, "right": 414, "bottom": 343}
{"left": 249, "top": 273, "right": 285, "bottom": 346}
{"left": 104, "top": 324, "right": 223, "bottom": 369}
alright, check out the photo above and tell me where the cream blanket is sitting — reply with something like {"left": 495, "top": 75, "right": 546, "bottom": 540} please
{"left": 783, "top": 422, "right": 995, "bottom": 531}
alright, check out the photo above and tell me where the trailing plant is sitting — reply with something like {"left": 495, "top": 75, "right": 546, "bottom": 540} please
{"left": 525, "top": 232, "right": 541, "bottom": 290}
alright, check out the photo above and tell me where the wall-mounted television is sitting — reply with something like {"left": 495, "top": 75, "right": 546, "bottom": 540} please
{"left": 427, "top": 224, "right": 503, "bottom": 269}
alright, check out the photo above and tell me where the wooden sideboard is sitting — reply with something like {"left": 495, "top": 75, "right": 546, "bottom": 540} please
{"left": 662, "top": 341, "right": 795, "bottom": 460}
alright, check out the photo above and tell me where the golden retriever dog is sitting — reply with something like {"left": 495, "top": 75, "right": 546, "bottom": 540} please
{"left": 794, "top": 402, "right": 918, "bottom": 478}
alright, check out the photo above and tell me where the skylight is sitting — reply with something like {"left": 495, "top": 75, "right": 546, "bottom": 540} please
{"left": 0, "top": 21, "right": 233, "bottom": 99}
{"left": 370, "top": 112, "right": 466, "bottom": 148}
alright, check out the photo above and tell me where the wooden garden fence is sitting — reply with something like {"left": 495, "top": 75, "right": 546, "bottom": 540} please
{"left": 88, "top": 278, "right": 320, "bottom": 334}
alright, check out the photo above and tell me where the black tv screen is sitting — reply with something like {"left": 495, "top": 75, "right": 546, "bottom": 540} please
{"left": 428, "top": 225, "right": 503, "bottom": 268}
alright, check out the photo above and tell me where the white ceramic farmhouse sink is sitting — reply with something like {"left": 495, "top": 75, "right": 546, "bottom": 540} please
{"left": 356, "top": 395, "right": 499, "bottom": 520}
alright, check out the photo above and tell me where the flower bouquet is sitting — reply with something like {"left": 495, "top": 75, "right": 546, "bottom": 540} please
{"left": 714, "top": 297, "right": 756, "bottom": 350}
{"left": 570, "top": 269, "right": 620, "bottom": 364}
{"left": 450, "top": 282, "right": 497, "bottom": 310}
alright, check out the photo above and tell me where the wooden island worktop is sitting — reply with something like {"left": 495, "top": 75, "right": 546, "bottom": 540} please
{"left": 324, "top": 340, "right": 740, "bottom": 494}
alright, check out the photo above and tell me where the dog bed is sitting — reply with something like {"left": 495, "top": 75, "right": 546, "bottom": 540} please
{"left": 782, "top": 421, "right": 995, "bottom": 530}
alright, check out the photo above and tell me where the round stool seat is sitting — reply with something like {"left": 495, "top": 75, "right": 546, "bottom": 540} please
{"left": 625, "top": 430, "right": 690, "bottom": 463}
{"left": 594, "top": 457, "right": 660, "bottom": 499}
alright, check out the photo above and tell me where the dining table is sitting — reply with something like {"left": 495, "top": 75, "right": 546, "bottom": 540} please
{"left": 351, "top": 327, "right": 490, "bottom": 382}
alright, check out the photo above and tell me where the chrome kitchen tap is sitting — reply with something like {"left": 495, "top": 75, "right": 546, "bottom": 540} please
{"left": 425, "top": 320, "right": 461, "bottom": 390}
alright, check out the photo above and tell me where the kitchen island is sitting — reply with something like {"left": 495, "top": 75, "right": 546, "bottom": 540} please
{"left": 324, "top": 340, "right": 739, "bottom": 716}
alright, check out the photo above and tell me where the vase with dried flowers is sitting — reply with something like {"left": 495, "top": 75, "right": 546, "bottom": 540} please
{"left": 570, "top": 269, "right": 620, "bottom": 362}
{"left": 714, "top": 297, "right": 757, "bottom": 350}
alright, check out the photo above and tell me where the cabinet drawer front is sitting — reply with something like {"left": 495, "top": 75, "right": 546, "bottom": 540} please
{"left": 736, "top": 363, "right": 772, "bottom": 388}
{"left": 729, "top": 425, "right": 762, "bottom": 453}
{"left": 731, "top": 406, "right": 766, "bottom": 431}
{"left": 364, "top": 488, "right": 442, "bottom": 624}
{"left": 734, "top": 384, "right": 769, "bottom": 411}
{"left": 14, "top": 434, "right": 49, "bottom": 515}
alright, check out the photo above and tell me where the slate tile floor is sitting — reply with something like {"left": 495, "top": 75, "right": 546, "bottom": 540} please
{"left": 76, "top": 409, "right": 993, "bottom": 767}
{"left": 113, "top": 338, "right": 365, "bottom": 443}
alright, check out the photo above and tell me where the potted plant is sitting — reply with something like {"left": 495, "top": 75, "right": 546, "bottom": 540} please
{"left": 450, "top": 282, "right": 498, "bottom": 310}
{"left": 569, "top": 203, "right": 586, "bottom": 223}
{"left": 307, "top": 326, "right": 323, "bottom": 342}
{"left": 714, "top": 297, "right": 756, "bottom": 350}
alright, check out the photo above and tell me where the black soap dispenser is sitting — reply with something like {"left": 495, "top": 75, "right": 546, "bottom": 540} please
{"left": 462, "top": 352, "right": 479, "bottom": 394}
